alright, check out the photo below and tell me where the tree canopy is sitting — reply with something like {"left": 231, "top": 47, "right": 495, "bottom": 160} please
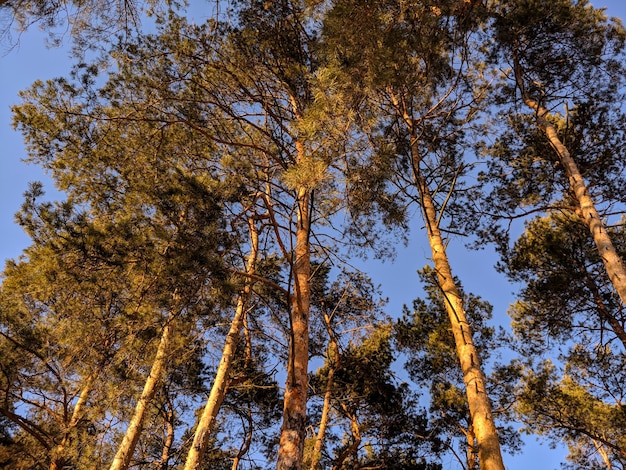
{"left": 2, "top": 1, "right": 626, "bottom": 469}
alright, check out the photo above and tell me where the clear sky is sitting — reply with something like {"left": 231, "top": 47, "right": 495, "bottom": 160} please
{"left": 1, "top": 1, "right": 626, "bottom": 468}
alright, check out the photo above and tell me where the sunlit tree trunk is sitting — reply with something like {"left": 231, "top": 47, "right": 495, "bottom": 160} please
{"left": 331, "top": 403, "right": 360, "bottom": 470}
{"left": 309, "top": 310, "right": 339, "bottom": 470}
{"left": 184, "top": 219, "right": 259, "bottom": 470}
{"left": 465, "top": 425, "right": 478, "bottom": 470}
{"left": 514, "top": 59, "right": 626, "bottom": 308}
{"left": 412, "top": 142, "right": 505, "bottom": 470}
{"left": 109, "top": 320, "right": 173, "bottom": 470}
{"left": 49, "top": 373, "right": 96, "bottom": 470}
{"left": 593, "top": 439, "right": 614, "bottom": 469}
{"left": 231, "top": 295, "right": 255, "bottom": 470}
{"left": 277, "top": 131, "right": 312, "bottom": 470}
{"left": 157, "top": 393, "right": 175, "bottom": 470}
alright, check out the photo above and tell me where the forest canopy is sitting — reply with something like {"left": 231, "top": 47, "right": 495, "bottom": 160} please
{"left": 1, "top": 1, "right": 626, "bottom": 469}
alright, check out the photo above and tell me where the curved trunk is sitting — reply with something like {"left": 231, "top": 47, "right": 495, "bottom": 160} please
{"left": 109, "top": 320, "right": 173, "bottom": 470}
{"left": 184, "top": 219, "right": 259, "bottom": 470}
{"left": 413, "top": 146, "right": 505, "bottom": 470}
{"left": 593, "top": 440, "right": 614, "bottom": 470}
{"left": 514, "top": 60, "right": 626, "bottom": 308}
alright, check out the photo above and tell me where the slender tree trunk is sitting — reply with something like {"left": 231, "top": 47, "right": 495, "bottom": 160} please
{"left": 49, "top": 373, "right": 97, "bottom": 470}
{"left": 276, "top": 136, "right": 312, "bottom": 470}
{"left": 514, "top": 60, "right": 626, "bottom": 308}
{"left": 466, "top": 425, "right": 478, "bottom": 470}
{"left": 109, "top": 320, "right": 173, "bottom": 470}
{"left": 331, "top": 404, "right": 360, "bottom": 470}
{"left": 183, "top": 291, "right": 246, "bottom": 470}
{"left": 231, "top": 291, "right": 255, "bottom": 470}
{"left": 158, "top": 396, "right": 175, "bottom": 470}
{"left": 184, "top": 219, "right": 259, "bottom": 470}
{"left": 412, "top": 144, "right": 505, "bottom": 470}
{"left": 593, "top": 439, "right": 613, "bottom": 469}
{"left": 309, "top": 310, "right": 339, "bottom": 470}
{"left": 231, "top": 408, "right": 253, "bottom": 470}
{"left": 389, "top": 83, "right": 505, "bottom": 469}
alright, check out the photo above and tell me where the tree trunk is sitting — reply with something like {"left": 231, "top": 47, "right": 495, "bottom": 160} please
{"left": 413, "top": 146, "right": 505, "bottom": 470}
{"left": 331, "top": 404, "right": 361, "bottom": 470}
{"left": 157, "top": 395, "right": 175, "bottom": 470}
{"left": 309, "top": 310, "right": 339, "bottom": 470}
{"left": 466, "top": 425, "right": 478, "bottom": 470}
{"left": 109, "top": 321, "right": 173, "bottom": 470}
{"left": 276, "top": 136, "right": 312, "bottom": 470}
{"left": 593, "top": 439, "right": 613, "bottom": 470}
{"left": 184, "top": 219, "right": 259, "bottom": 470}
{"left": 49, "top": 373, "right": 96, "bottom": 470}
{"left": 231, "top": 408, "right": 253, "bottom": 470}
{"left": 514, "top": 60, "right": 626, "bottom": 308}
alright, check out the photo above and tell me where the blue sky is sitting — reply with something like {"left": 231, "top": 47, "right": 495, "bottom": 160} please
{"left": 1, "top": 1, "right": 626, "bottom": 468}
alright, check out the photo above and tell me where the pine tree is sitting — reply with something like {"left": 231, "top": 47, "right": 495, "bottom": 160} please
{"left": 479, "top": 4, "right": 626, "bottom": 464}
{"left": 485, "top": 0, "right": 626, "bottom": 305}
{"left": 322, "top": 2, "right": 506, "bottom": 468}
{"left": 499, "top": 213, "right": 626, "bottom": 468}
{"left": 0, "top": 187, "right": 229, "bottom": 468}
{"left": 184, "top": 217, "right": 261, "bottom": 470}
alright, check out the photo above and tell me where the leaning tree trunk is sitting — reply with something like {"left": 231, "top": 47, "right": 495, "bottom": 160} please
{"left": 109, "top": 320, "right": 173, "bottom": 470}
{"left": 514, "top": 59, "right": 626, "bottom": 308}
{"left": 276, "top": 136, "right": 312, "bottom": 470}
{"left": 184, "top": 219, "right": 260, "bottom": 470}
{"left": 413, "top": 145, "right": 506, "bottom": 470}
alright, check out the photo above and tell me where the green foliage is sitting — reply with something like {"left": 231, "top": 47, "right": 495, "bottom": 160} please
{"left": 0, "top": 0, "right": 166, "bottom": 52}
{"left": 475, "top": 5, "right": 626, "bottom": 465}
{"left": 320, "top": 0, "right": 490, "bottom": 262}
{"left": 499, "top": 211, "right": 626, "bottom": 468}
{"left": 504, "top": 212, "right": 626, "bottom": 352}
{"left": 515, "top": 352, "right": 626, "bottom": 469}
{"left": 491, "top": 0, "right": 626, "bottom": 98}
{"left": 477, "top": 100, "right": 626, "bottom": 250}
{"left": 478, "top": 0, "right": 626, "bottom": 247}
{"left": 0, "top": 178, "right": 235, "bottom": 467}
{"left": 310, "top": 323, "right": 440, "bottom": 470}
